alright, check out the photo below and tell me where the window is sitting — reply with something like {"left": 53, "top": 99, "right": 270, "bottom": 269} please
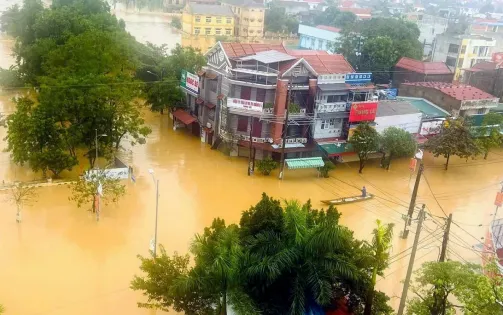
{"left": 250, "top": 18, "right": 255, "bottom": 22}
{"left": 457, "top": 58, "right": 464, "bottom": 67}
{"left": 215, "top": 28, "right": 221, "bottom": 35}
{"left": 311, "top": 38, "right": 315, "bottom": 47}
{"left": 195, "top": 16, "right": 201, "bottom": 22}
{"left": 446, "top": 56, "right": 457, "bottom": 67}
{"left": 205, "top": 28, "right": 211, "bottom": 35}
{"left": 249, "top": 29, "right": 254, "bottom": 33}
{"left": 473, "top": 46, "right": 478, "bottom": 54}
{"left": 195, "top": 27, "right": 201, "bottom": 35}
{"left": 479, "top": 46, "right": 489, "bottom": 57}
{"left": 320, "top": 119, "right": 341, "bottom": 130}
{"left": 258, "top": 18, "right": 263, "bottom": 22}
{"left": 226, "top": 18, "right": 232, "bottom": 23}
{"left": 216, "top": 17, "right": 222, "bottom": 23}
{"left": 206, "top": 16, "right": 212, "bottom": 23}
{"left": 460, "top": 45, "right": 466, "bottom": 54}
{"left": 326, "top": 95, "right": 341, "bottom": 102}
{"left": 237, "top": 116, "right": 248, "bottom": 132}
{"left": 225, "top": 28, "right": 231, "bottom": 35}
{"left": 238, "top": 8, "right": 240, "bottom": 13}
{"left": 448, "top": 43, "right": 459, "bottom": 54}
{"left": 318, "top": 40, "right": 323, "bottom": 50}
{"left": 477, "top": 108, "right": 486, "bottom": 114}
{"left": 244, "top": 18, "right": 249, "bottom": 21}
{"left": 209, "top": 79, "right": 217, "bottom": 92}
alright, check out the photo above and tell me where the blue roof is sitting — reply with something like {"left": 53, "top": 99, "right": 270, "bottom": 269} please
{"left": 298, "top": 24, "right": 340, "bottom": 42}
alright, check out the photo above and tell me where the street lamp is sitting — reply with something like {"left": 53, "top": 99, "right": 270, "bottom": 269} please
{"left": 148, "top": 168, "right": 160, "bottom": 258}
{"left": 95, "top": 129, "right": 107, "bottom": 169}
{"left": 146, "top": 69, "right": 165, "bottom": 81}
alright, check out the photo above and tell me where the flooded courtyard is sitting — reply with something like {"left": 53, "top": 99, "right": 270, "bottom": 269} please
{"left": 1, "top": 2, "right": 503, "bottom": 314}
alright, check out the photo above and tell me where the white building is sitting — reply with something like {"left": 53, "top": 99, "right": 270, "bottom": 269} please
{"left": 374, "top": 100, "right": 422, "bottom": 134}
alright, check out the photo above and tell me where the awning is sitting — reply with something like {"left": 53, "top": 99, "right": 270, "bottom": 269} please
{"left": 285, "top": 157, "right": 324, "bottom": 169}
{"left": 204, "top": 102, "right": 216, "bottom": 109}
{"left": 173, "top": 109, "right": 197, "bottom": 125}
{"left": 318, "top": 142, "right": 351, "bottom": 157}
{"left": 318, "top": 83, "right": 348, "bottom": 91}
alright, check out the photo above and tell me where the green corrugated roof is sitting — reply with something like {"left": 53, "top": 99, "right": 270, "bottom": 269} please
{"left": 285, "top": 157, "right": 324, "bottom": 169}
{"left": 490, "top": 103, "right": 503, "bottom": 113}
{"left": 319, "top": 143, "right": 350, "bottom": 155}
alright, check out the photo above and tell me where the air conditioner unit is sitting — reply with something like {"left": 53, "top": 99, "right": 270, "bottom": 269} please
{"left": 257, "top": 138, "right": 265, "bottom": 143}
{"left": 266, "top": 138, "right": 273, "bottom": 143}
{"left": 300, "top": 138, "right": 307, "bottom": 144}
{"left": 252, "top": 137, "right": 258, "bottom": 142}
{"left": 300, "top": 108, "right": 306, "bottom": 114}
{"left": 287, "top": 139, "right": 295, "bottom": 144}
{"left": 206, "top": 122, "right": 212, "bottom": 128}
{"left": 243, "top": 136, "right": 250, "bottom": 141}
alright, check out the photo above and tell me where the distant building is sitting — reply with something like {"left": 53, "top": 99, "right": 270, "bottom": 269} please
{"left": 182, "top": 3, "right": 235, "bottom": 36}
{"left": 462, "top": 58, "right": 503, "bottom": 101}
{"left": 398, "top": 82, "right": 499, "bottom": 117}
{"left": 431, "top": 34, "right": 496, "bottom": 81}
{"left": 275, "top": 0, "right": 311, "bottom": 15}
{"left": 338, "top": 7, "right": 372, "bottom": 19}
{"left": 406, "top": 13, "right": 448, "bottom": 56}
{"left": 469, "top": 19, "right": 503, "bottom": 53}
{"left": 393, "top": 57, "right": 453, "bottom": 86}
{"left": 220, "top": 0, "right": 265, "bottom": 38}
{"left": 298, "top": 24, "right": 341, "bottom": 51}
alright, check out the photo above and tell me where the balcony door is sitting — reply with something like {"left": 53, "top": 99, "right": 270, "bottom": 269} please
{"left": 240, "top": 86, "right": 252, "bottom": 100}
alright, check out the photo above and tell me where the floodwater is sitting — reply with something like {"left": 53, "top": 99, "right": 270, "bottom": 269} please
{"left": 2, "top": 3, "right": 503, "bottom": 314}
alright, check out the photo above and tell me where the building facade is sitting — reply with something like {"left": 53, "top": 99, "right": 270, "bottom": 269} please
{"left": 220, "top": 0, "right": 265, "bottom": 38}
{"left": 406, "top": 13, "right": 448, "bottom": 56}
{"left": 431, "top": 34, "right": 496, "bottom": 80}
{"left": 298, "top": 24, "right": 341, "bottom": 51}
{"left": 182, "top": 3, "right": 235, "bottom": 36}
{"left": 469, "top": 19, "right": 503, "bottom": 53}
{"left": 462, "top": 59, "right": 503, "bottom": 101}
{"left": 398, "top": 82, "right": 499, "bottom": 117}
{"left": 393, "top": 57, "right": 454, "bottom": 86}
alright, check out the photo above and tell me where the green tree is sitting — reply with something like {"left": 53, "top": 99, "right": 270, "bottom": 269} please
{"left": 313, "top": 7, "right": 356, "bottom": 28}
{"left": 165, "top": 44, "right": 206, "bottom": 80}
{"left": 424, "top": 118, "right": 480, "bottom": 170}
{"left": 363, "top": 220, "right": 394, "bottom": 315}
{"left": 406, "top": 261, "right": 503, "bottom": 315}
{"left": 8, "top": 182, "right": 37, "bottom": 223}
{"left": 170, "top": 16, "right": 182, "bottom": 29}
{"left": 336, "top": 18, "right": 422, "bottom": 83}
{"left": 69, "top": 170, "right": 126, "bottom": 217}
{"left": 380, "top": 127, "right": 416, "bottom": 170}
{"left": 264, "top": 3, "right": 299, "bottom": 33}
{"left": 475, "top": 113, "right": 503, "bottom": 159}
{"left": 348, "top": 122, "right": 380, "bottom": 173}
{"left": 144, "top": 79, "right": 185, "bottom": 114}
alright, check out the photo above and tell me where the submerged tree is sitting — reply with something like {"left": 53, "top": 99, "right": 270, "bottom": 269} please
{"left": 380, "top": 127, "right": 416, "bottom": 170}
{"left": 475, "top": 113, "right": 503, "bottom": 159}
{"left": 424, "top": 118, "right": 479, "bottom": 170}
{"left": 349, "top": 122, "right": 380, "bottom": 173}
{"left": 7, "top": 182, "right": 37, "bottom": 223}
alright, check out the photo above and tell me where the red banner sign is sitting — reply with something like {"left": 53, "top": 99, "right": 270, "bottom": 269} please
{"left": 495, "top": 192, "right": 503, "bottom": 207}
{"left": 349, "top": 102, "right": 378, "bottom": 122}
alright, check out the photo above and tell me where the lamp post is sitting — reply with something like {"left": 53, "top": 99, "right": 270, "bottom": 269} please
{"left": 95, "top": 129, "right": 107, "bottom": 169}
{"left": 146, "top": 69, "right": 165, "bottom": 81}
{"left": 148, "top": 168, "right": 159, "bottom": 258}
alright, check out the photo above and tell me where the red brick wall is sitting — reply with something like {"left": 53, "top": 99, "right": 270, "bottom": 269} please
{"left": 271, "top": 79, "right": 288, "bottom": 144}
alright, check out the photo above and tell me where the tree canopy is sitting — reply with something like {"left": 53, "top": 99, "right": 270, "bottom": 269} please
{"left": 380, "top": 127, "right": 416, "bottom": 170}
{"left": 348, "top": 122, "right": 380, "bottom": 173}
{"left": 336, "top": 18, "right": 422, "bottom": 83}
{"left": 474, "top": 113, "right": 503, "bottom": 159}
{"left": 131, "top": 193, "right": 396, "bottom": 314}
{"left": 424, "top": 118, "right": 480, "bottom": 170}
{"left": 312, "top": 7, "right": 357, "bottom": 29}
{"left": 264, "top": 2, "right": 299, "bottom": 34}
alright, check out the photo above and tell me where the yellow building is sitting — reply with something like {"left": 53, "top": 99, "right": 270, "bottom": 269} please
{"left": 182, "top": 3, "right": 235, "bottom": 37}
{"left": 221, "top": 0, "right": 265, "bottom": 39}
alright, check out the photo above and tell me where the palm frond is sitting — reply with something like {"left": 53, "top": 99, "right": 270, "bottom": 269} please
{"left": 289, "top": 275, "right": 306, "bottom": 315}
{"left": 283, "top": 200, "right": 308, "bottom": 246}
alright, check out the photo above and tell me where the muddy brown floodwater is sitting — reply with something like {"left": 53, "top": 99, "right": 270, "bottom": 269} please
{"left": 1, "top": 7, "right": 503, "bottom": 313}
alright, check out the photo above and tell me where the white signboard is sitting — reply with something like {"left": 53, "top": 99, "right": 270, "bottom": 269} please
{"left": 420, "top": 120, "right": 444, "bottom": 136}
{"left": 85, "top": 168, "right": 129, "bottom": 181}
{"left": 227, "top": 98, "right": 263, "bottom": 112}
{"left": 180, "top": 70, "right": 200, "bottom": 95}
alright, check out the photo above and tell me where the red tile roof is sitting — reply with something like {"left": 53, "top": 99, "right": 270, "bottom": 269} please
{"left": 172, "top": 109, "right": 197, "bottom": 125}
{"left": 395, "top": 57, "right": 452, "bottom": 75}
{"left": 221, "top": 43, "right": 287, "bottom": 58}
{"left": 401, "top": 82, "right": 497, "bottom": 101}
{"left": 316, "top": 25, "right": 342, "bottom": 33}
{"left": 466, "top": 61, "right": 499, "bottom": 72}
{"left": 340, "top": 0, "right": 355, "bottom": 7}
{"left": 303, "top": 54, "right": 354, "bottom": 74}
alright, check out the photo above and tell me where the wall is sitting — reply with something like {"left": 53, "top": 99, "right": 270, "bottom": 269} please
{"left": 412, "top": 14, "right": 448, "bottom": 56}
{"left": 182, "top": 12, "right": 193, "bottom": 34}
{"left": 191, "top": 13, "right": 234, "bottom": 36}
{"left": 312, "top": 115, "right": 344, "bottom": 139}
{"left": 466, "top": 68, "right": 503, "bottom": 101}
{"left": 374, "top": 113, "right": 422, "bottom": 134}
{"left": 298, "top": 24, "right": 339, "bottom": 51}
{"left": 399, "top": 84, "right": 462, "bottom": 115}
{"left": 239, "top": 7, "right": 265, "bottom": 38}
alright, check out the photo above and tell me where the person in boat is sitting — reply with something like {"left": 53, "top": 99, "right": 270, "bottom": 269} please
{"left": 361, "top": 186, "right": 367, "bottom": 197}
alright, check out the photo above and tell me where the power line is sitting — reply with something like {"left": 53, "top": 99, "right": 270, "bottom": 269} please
{"left": 422, "top": 172, "right": 449, "bottom": 217}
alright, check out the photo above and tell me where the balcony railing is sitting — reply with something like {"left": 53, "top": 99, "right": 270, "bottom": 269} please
{"left": 229, "top": 74, "right": 277, "bottom": 86}
{"left": 316, "top": 102, "right": 348, "bottom": 113}
{"left": 234, "top": 63, "right": 279, "bottom": 74}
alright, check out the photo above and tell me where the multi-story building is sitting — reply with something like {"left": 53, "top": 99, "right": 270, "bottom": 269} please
{"left": 406, "top": 13, "right": 448, "bottom": 56}
{"left": 298, "top": 24, "right": 341, "bottom": 51}
{"left": 398, "top": 82, "right": 499, "bottom": 117}
{"left": 470, "top": 19, "right": 503, "bottom": 53}
{"left": 197, "top": 42, "right": 365, "bottom": 160}
{"left": 182, "top": 3, "right": 235, "bottom": 37}
{"left": 462, "top": 56, "right": 503, "bottom": 101}
{"left": 220, "top": 0, "right": 265, "bottom": 39}
{"left": 393, "top": 57, "right": 453, "bottom": 86}
{"left": 431, "top": 34, "right": 496, "bottom": 80}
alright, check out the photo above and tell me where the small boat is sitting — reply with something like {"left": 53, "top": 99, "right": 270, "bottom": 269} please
{"left": 321, "top": 194, "right": 374, "bottom": 205}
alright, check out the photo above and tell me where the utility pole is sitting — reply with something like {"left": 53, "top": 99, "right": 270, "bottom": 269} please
{"left": 247, "top": 116, "right": 253, "bottom": 176}
{"left": 278, "top": 79, "right": 292, "bottom": 180}
{"left": 397, "top": 205, "right": 426, "bottom": 315}
{"left": 439, "top": 213, "right": 453, "bottom": 262}
{"left": 402, "top": 162, "right": 424, "bottom": 238}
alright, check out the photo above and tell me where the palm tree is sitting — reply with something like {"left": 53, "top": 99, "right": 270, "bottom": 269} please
{"left": 175, "top": 218, "right": 258, "bottom": 315}
{"left": 243, "top": 200, "right": 361, "bottom": 315}
{"left": 363, "top": 220, "right": 394, "bottom": 315}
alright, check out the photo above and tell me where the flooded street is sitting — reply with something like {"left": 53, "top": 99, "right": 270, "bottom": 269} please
{"left": 2, "top": 2, "right": 503, "bottom": 314}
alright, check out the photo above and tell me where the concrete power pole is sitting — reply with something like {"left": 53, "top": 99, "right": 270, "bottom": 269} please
{"left": 402, "top": 162, "right": 424, "bottom": 238}
{"left": 439, "top": 213, "right": 453, "bottom": 262}
{"left": 397, "top": 205, "right": 426, "bottom": 315}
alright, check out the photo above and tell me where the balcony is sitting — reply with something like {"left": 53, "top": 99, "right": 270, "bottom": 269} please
{"left": 233, "top": 64, "right": 279, "bottom": 75}
{"left": 228, "top": 73, "right": 277, "bottom": 89}
{"left": 316, "top": 102, "right": 348, "bottom": 113}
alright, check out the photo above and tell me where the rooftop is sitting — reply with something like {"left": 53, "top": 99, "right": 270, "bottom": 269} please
{"left": 397, "top": 97, "right": 450, "bottom": 118}
{"left": 465, "top": 61, "right": 501, "bottom": 72}
{"left": 395, "top": 57, "right": 452, "bottom": 75}
{"left": 188, "top": 3, "right": 234, "bottom": 16}
{"left": 377, "top": 100, "right": 420, "bottom": 117}
{"left": 221, "top": 43, "right": 288, "bottom": 58}
{"left": 315, "top": 25, "right": 342, "bottom": 33}
{"left": 339, "top": 7, "right": 372, "bottom": 18}
{"left": 220, "top": 0, "right": 264, "bottom": 7}
{"left": 401, "top": 82, "right": 498, "bottom": 101}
